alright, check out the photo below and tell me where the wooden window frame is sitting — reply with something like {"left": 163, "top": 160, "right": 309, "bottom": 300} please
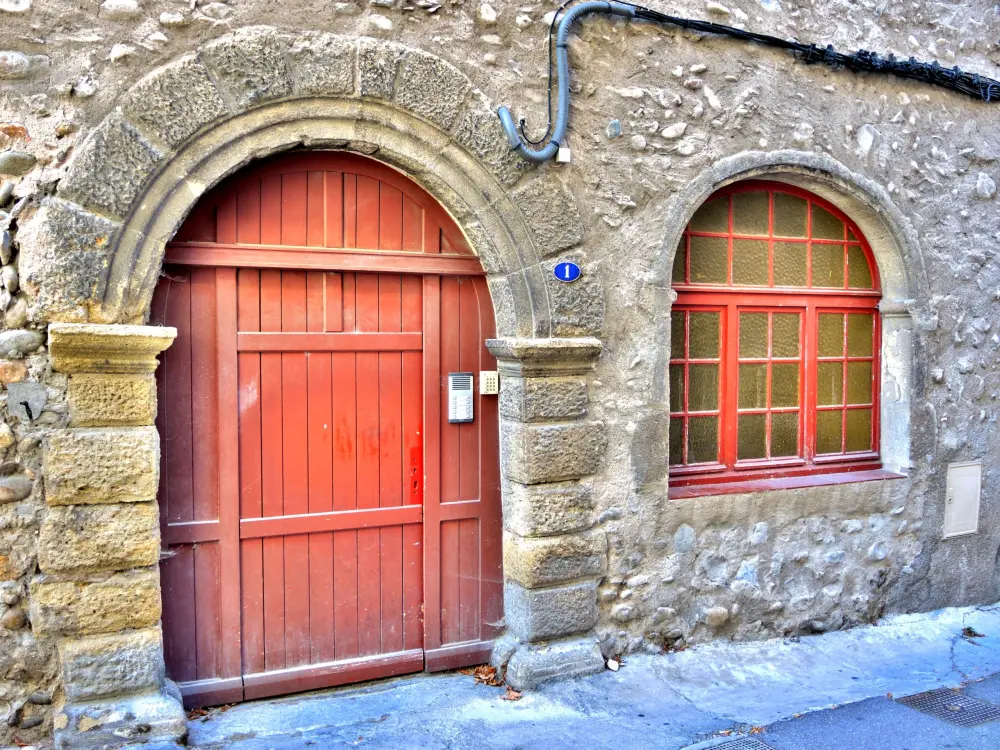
{"left": 669, "top": 181, "right": 883, "bottom": 490}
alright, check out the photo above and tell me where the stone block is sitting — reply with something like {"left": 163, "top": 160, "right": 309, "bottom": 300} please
{"left": 55, "top": 690, "right": 185, "bottom": 750}
{"left": 59, "top": 628, "right": 164, "bottom": 702}
{"left": 30, "top": 568, "right": 161, "bottom": 636}
{"left": 541, "top": 253, "right": 605, "bottom": 336}
{"left": 120, "top": 54, "right": 229, "bottom": 150}
{"left": 504, "top": 529, "right": 606, "bottom": 587}
{"left": 500, "top": 376, "right": 588, "bottom": 422}
{"left": 512, "top": 174, "right": 585, "bottom": 258}
{"left": 394, "top": 49, "right": 470, "bottom": 131}
{"left": 288, "top": 32, "right": 356, "bottom": 97}
{"left": 199, "top": 26, "right": 291, "bottom": 112}
{"left": 48, "top": 323, "right": 177, "bottom": 374}
{"left": 504, "top": 579, "right": 598, "bottom": 642}
{"left": 18, "top": 199, "right": 120, "bottom": 320}
{"left": 38, "top": 503, "right": 159, "bottom": 575}
{"left": 505, "top": 636, "right": 605, "bottom": 690}
{"left": 58, "top": 116, "right": 163, "bottom": 220}
{"left": 501, "top": 419, "right": 607, "bottom": 484}
{"left": 67, "top": 374, "right": 157, "bottom": 427}
{"left": 357, "top": 37, "right": 405, "bottom": 100}
{"left": 503, "top": 481, "right": 595, "bottom": 537}
{"left": 453, "top": 100, "right": 526, "bottom": 188}
{"left": 44, "top": 427, "right": 159, "bottom": 505}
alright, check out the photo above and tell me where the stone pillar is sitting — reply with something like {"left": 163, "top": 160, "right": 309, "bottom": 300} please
{"left": 31, "top": 323, "right": 185, "bottom": 749}
{"left": 486, "top": 338, "right": 608, "bottom": 690}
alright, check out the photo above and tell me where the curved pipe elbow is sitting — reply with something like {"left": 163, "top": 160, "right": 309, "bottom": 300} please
{"left": 498, "top": 106, "right": 559, "bottom": 163}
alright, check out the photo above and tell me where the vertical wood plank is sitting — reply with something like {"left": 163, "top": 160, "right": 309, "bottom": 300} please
{"left": 356, "top": 175, "right": 380, "bottom": 249}
{"left": 306, "top": 172, "right": 325, "bottom": 248}
{"left": 281, "top": 172, "right": 308, "bottom": 247}
{"left": 164, "top": 270, "right": 194, "bottom": 524}
{"left": 378, "top": 184, "right": 403, "bottom": 251}
{"left": 440, "top": 521, "right": 460, "bottom": 645}
{"left": 440, "top": 277, "right": 461, "bottom": 504}
{"left": 261, "top": 175, "right": 282, "bottom": 246}
{"left": 325, "top": 172, "right": 344, "bottom": 249}
{"left": 422, "top": 275, "right": 443, "bottom": 651}
{"left": 401, "top": 195, "right": 423, "bottom": 252}
{"left": 161, "top": 546, "right": 197, "bottom": 682}
{"left": 458, "top": 278, "right": 480, "bottom": 503}
{"left": 237, "top": 181, "right": 261, "bottom": 245}
{"left": 458, "top": 520, "right": 480, "bottom": 642}
{"left": 343, "top": 173, "right": 357, "bottom": 249}
{"left": 332, "top": 346, "right": 359, "bottom": 660}
{"left": 189, "top": 268, "right": 219, "bottom": 522}
{"left": 194, "top": 542, "right": 221, "bottom": 680}
{"left": 325, "top": 273, "right": 343, "bottom": 333}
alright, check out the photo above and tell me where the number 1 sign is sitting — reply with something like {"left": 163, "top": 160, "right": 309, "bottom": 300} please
{"left": 553, "top": 261, "right": 582, "bottom": 283}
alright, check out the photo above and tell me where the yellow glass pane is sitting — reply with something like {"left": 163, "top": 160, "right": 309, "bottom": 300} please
{"left": 688, "top": 364, "right": 719, "bottom": 412}
{"left": 732, "top": 191, "right": 769, "bottom": 235}
{"left": 739, "top": 313, "right": 768, "bottom": 358}
{"left": 818, "top": 313, "right": 844, "bottom": 357}
{"left": 812, "top": 243, "right": 845, "bottom": 287}
{"left": 848, "top": 229, "right": 858, "bottom": 241}
{"left": 816, "top": 410, "right": 843, "bottom": 454}
{"left": 812, "top": 205, "right": 845, "bottom": 240}
{"left": 774, "top": 241, "right": 807, "bottom": 286}
{"left": 669, "top": 417, "right": 684, "bottom": 465}
{"left": 689, "top": 312, "right": 720, "bottom": 359}
{"left": 847, "top": 361, "right": 872, "bottom": 405}
{"left": 688, "top": 416, "right": 718, "bottom": 463}
{"left": 689, "top": 235, "right": 728, "bottom": 284}
{"left": 847, "top": 313, "right": 874, "bottom": 357}
{"left": 817, "top": 362, "right": 843, "bottom": 405}
{"left": 670, "top": 313, "right": 685, "bottom": 360}
{"left": 688, "top": 197, "right": 729, "bottom": 233}
{"left": 672, "top": 239, "right": 687, "bottom": 284}
{"left": 732, "top": 239, "right": 769, "bottom": 286}
{"left": 774, "top": 193, "right": 807, "bottom": 237}
{"left": 846, "top": 409, "right": 872, "bottom": 452}
{"left": 669, "top": 364, "right": 685, "bottom": 412}
{"left": 847, "top": 245, "right": 873, "bottom": 289}
{"left": 771, "top": 363, "right": 799, "bottom": 407}
{"left": 738, "top": 414, "right": 767, "bottom": 460}
{"left": 771, "top": 314, "right": 800, "bottom": 357}
{"left": 739, "top": 364, "right": 767, "bottom": 409}
{"left": 771, "top": 412, "right": 799, "bottom": 457}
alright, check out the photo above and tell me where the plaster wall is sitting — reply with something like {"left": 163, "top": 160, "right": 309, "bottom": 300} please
{"left": 1, "top": 0, "right": 1000, "bottom": 744}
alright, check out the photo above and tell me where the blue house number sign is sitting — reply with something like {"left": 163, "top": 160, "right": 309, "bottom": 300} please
{"left": 554, "top": 261, "right": 581, "bottom": 283}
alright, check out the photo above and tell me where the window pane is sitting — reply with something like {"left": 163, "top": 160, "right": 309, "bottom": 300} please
{"left": 771, "top": 412, "right": 799, "bottom": 457}
{"left": 812, "top": 242, "right": 845, "bottom": 287}
{"left": 688, "top": 364, "right": 719, "bottom": 411}
{"left": 847, "top": 313, "right": 874, "bottom": 357}
{"left": 846, "top": 409, "right": 872, "bottom": 452}
{"left": 689, "top": 197, "right": 728, "bottom": 233}
{"left": 689, "top": 312, "right": 720, "bottom": 358}
{"left": 847, "top": 361, "right": 872, "bottom": 405}
{"left": 670, "top": 313, "right": 685, "bottom": 360}
{"left": 672, "top": 239, "right": 687, "bottom": 283}
{"left": 774, "top": 193, "right": 807, "bottom": 237}
{"left": 818, "top": 313, "right": 844, "bottom": 357}
{"left": 669, "top": 417, "right": 684, "bottom": 465}
{"left": 669, "top": 364, "right": 685, "bottom": 412}
{"left": 771, "top": 363, "right": 799, "bottom": 407}
{"left": 737, "top": 414, "right": 767, "bottom": 460}
{"left": 812, "top": 206, "right": 845, "bottom": 240}
{"left": 817, "top": 362, "right": 844, "bottom": 405}
{"left": 738, "top": 364, "right": 767, "bottom": 409}
{"left": 816, "top": 410, "right": 843, "bottom": 454}
{"left": 732, "top": 191, "right": 769, "bottom": 235}
{"left": 732, "top": 239, "right": 769, "bottom": 286}
{"left": 847, "top": 245, "right": 873, "bottom": 288}
{"left": 772, "top": 314, "right": 800, "bottom": 357}
{"left": 689, "top": 236, "right": 728, "bottom": 284}
{"left": 688, "top": 416, "right": 718, "bottom": 463}
{"left": 848, "top": 228, "right": 858, "bottom": 241}
{"left": 739, "top": 313, "right": 768, "bottom": 358}
{"left": 774, "top": 241, "right": 807, "bottom": 286}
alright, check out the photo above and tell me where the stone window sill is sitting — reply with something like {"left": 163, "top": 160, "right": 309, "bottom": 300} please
{"left": 668, "top": 468, "right": 907, "bottom": 500}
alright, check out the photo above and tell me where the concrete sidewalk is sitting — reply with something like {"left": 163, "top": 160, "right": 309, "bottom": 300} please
{"left": 182, "top": 603, "right": 1000, "bottom": 749}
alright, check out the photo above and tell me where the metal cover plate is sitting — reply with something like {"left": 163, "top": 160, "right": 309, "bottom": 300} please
{"left": 711, "top": 739, "right": 775, "bottom": 750}
{"left": 898, "top": 687, "right": 1000, "bottom": 727}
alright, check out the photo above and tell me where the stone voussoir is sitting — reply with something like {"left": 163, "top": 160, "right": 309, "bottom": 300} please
{"left": 503, "top": 481, "right": 595, "bottom": 537}
{"left": 357, "top": 36, "right": 406, "bottom": 100}
{"left": 198, "top": 26, "right": 292, "bottom": 113}
{"left": 59, "top": 627, "right": 164, "bottom": 702}
{"left": 44, "top": 426, "right": 159, "bottom": 505}
{"left": 453, "top": 95, "right": 526, "bottom": 189}
{"left": 510, "top": 174, "right": 585, "bottom": 259}
{"left": 38, "top": 502, "right": 160, "bottom": 575}
{"left": 67, "top": 373, "right": 157, "bottom": 427}
{"left": 501, "top": 419, "right": 607, "bottom": 485}
{"left": 504, "top": 528, "right": 607, "bottom": 587}
{"left": 504, "top": 579, "right": 599, "bottom": 642}
{"left": 288, "top": 32, "right": 356, "bottom": 97}
{"left": 394, "top": 48, "right": 471, "bottom": 132}
{"left": 30, "top": 568, "right": 161, "bottom": 636}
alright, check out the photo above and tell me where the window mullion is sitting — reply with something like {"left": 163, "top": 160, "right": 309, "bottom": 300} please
{"left": 803, "top": 300, "right": 816, "bottom": 462}
{"left": 722, "top": 300, "right": 739, "bottom": 469}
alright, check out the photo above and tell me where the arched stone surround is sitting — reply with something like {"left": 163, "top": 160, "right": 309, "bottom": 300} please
{"left": 21, "top": 27, "right": 611, "bottom": 747}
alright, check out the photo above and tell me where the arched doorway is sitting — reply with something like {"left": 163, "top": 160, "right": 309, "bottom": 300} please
{"left": 150, "top": 151, "right": 502, "bottom": 708}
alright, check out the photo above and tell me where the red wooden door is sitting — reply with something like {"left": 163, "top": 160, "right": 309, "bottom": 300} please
{"left": 152, "top": 152, "right": 501, "bottom": 708}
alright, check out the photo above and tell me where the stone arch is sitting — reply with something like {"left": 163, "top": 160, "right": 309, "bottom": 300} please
{"left": 648, "top": 149, "right": 921, "bottom": 475}
{"left": 20, "top": 27, "right": 602, "bottom": 340}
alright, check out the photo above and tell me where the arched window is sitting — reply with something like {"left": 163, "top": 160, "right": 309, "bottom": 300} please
{"left": 669, "top": 181, "right": 881, "bottom": 488}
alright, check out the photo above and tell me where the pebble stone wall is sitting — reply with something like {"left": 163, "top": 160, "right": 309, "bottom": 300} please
{"left": 1, "top": 0, "right": 1000, "bottom": 746}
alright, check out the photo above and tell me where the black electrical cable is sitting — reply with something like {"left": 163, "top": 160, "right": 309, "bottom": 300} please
{"left": 518, "top": 0, "right": 577, "bottom": 145}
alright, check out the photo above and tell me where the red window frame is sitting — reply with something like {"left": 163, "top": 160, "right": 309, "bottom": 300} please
{"left": 669, "top": 180, "right": 882, "bottom": 488}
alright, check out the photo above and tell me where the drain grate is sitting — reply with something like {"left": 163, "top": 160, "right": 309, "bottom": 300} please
{"left": 897, "top": 687, "right": 1000, "bottom": 727}
{"left": 709, "top": 739, "right": 776, "bottom": 750}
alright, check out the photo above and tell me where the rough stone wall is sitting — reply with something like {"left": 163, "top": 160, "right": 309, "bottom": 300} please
{"left": 3, "top": 0, "right": 1000, "bottom": 741}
